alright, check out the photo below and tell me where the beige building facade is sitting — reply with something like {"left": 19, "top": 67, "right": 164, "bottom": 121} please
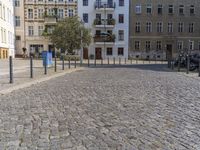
{"left": 129, "top": 0, "right": 200, "bottom": 60}
{"left": 15, "top": 0, "right": 77, "bottom": 57}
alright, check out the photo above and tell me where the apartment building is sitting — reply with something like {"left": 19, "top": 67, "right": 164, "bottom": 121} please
{"left": 129, "top": 0, "right": 200, "bottom": 60}
{"left": 0, "top": 0, "right": 15, "bottom": 59}
{"left": 15, "top": 0, "right": 77, "bottom": 56}
{"left": 78, "top": 0, "right": 129, "bottom": 59}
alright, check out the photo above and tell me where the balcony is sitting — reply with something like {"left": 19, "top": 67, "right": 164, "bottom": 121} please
{"left": 94, "top": 1, "right": 115, "bottom": 11}
{"left": 94, "top": 34, "right": 115, "bottom": 44}
{"left": 93, "top": 18, "right": 115, "bottom": 28}
{"left": 44, "top": 15, "right": 57, "bottom": 25}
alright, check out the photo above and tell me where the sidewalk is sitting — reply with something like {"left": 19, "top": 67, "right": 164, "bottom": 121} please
{"left": 0, "top": 58, "right": 83, "bottom": 95}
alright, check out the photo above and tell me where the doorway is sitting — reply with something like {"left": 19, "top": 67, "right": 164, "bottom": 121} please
{"left": 166, "top": 44, "right": 173, "bottom": 60}
{"left": 83, "top": 48, "right": 88, "bottom": 59}
{"left": 95, "top": 48, "right": 102, "bottom": 59}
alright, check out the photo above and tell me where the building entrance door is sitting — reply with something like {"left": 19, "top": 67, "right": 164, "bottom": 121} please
{"left": 95, "top": 48, "right": 102, "bottom": 59}
{"left": 83, "top": 48, "right": 88, "bottom": 59}
{"left": 166, "top": 44, "right": 173, "bottom": 60}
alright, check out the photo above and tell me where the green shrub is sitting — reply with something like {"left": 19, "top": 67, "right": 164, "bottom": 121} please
{"left": 61, "top": 55, "right": 80, "bottom": 61}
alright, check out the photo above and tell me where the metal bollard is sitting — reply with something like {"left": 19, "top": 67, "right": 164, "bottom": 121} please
{"left": 119, "top": 57, "right": 121, "bottom": 65}
{"left": 94, "top": 56, "right": 96, "bottom": 66}
{"left": 44, "top": 56, "right": 47, "bottom": 75}
{"left": 68, "top": 57, "right": 71, "bottom": 69}
{"left": 172, "top": 60, "right": 174, "bottom": 70}
{"left": 88, "top": 58, "right": 90, "bottom": 67}
{"left": 108, "top": 57, "right": 109, "bottom": 65}
{"left": 75, "top": 59, "right": 76, "bottom": 68}
{"left": 113, "top": 57, "right": 115, "bottom": 65}
{"left": 9, "top": 56, "right": 13, "bottom": 83}
{"left": 101, "top": 58, "right": 103, "bottom": 65}
{"left": 30, "top": 56, "right": 33, "bottom": 78}
{"left": 125, "top": 58, "right": 126, "bottom": 64}
{"left": 131, "top": 58, "right": 132, "bottom": 64}
{"left": 199, "top": 59, "right": 200, "bottom": 77}
{"left": 186, "top": 55, "right": 189, "bottom": 74}
{"left": 178, "top": 57, "right": 180, "bottom": 72}
{"left": 136, "top": 58, "right": 138, "bottom": 64}
{"left": 54, "top": 56, "right": 57, "bottom": 72}
{"left": 62, "top": 56, "right": 64, "bottom": 70}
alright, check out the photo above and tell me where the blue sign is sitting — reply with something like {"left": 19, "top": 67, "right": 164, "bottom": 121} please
{"left": 42, "top": 51, "right": 53, "bottom": 67}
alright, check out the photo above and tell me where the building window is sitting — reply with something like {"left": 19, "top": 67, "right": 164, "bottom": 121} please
{"left": 177, "top": 41, "right": 183, "bottom": 50}
{"left": 118, "top": 48, "right": 124, "bottom": 56}
{"left": 68, "top": 9, "right": 74, "bottom": 17}
{"left": 118, "top": 30, "right": 124, "bottom": 41}
{"left": 107, "top": 48, "right": 113, "bottom": 56}
{"left": 58, "top": 9, "right": 64, "bottom": 19}
{"left": 38, "top": 26, "right": 43, "bottom": 36}
{"left": 118, "top": 14, "right": 124, "bottom": 23}
{"left": 15, "top": 0, "right": 20, "bottom": 7}
{"left": 28, "top": 26, "right": 34, "bottom": 36}
{"left": 190, "top": 5, "right": 195, "bottom": 15}
{"left": 146, "top": 22, "right": 152, "bottom": 32}
{"left": 168, "top": 5, "right": 173, "bottom": 14}
{"left": 83, "top": 13, "right": 88, "bottom": 23}
{"left": 135, "top": 22, "right": 141, "bottom": 33}
{"left": 156, "top": 41, "right": 162, "bottom": 50}
{"left": 48, "top": 8, "right": 54, "bottom": 16}
{"left": 158, "top": 4, "right": 162, "bottom": 15}
{"left": 157, "top": 22, "right": 163, "bottom": 32}
{"left": 119, "top": 0, "right": 124, "bottom": 6}
{"left": 135, "top": 41, "right": 140, "bottom": 50}
{"left": 15, "top": 36, "right": 21, "bottom": 40}
{"left": 189, "top": 41, "right": 194, "bottom": 50}
{"left": 135, "top": 4, "right": 141, "bottom": 14}
{"left": 178, "top": 22, "right": 184, "bottom": 32}
{"left": 146, "top": 41, "right": 151, "bottom": 52}
{"left": 15, "top": 16, "right": 20, "bottom": 27}
{"left": 179, "top": 5, "right": 184, "bottom": 15}
{"left": 189, "top": 23, "right": 194, "bottom": 33}
{"left": 83, "top": 0, "right": 88, "bottom": 6}
{"left": 146, "top": 4, "right": 152, "bottom": 14}
{"left": 168, "top": 22, "right": 173, "bottom": 33}
{"left": 28, "top": 9, "right": 33, "bottom": 19}
{"left": 38, "top": 9, "right": 44, "bottom": 19}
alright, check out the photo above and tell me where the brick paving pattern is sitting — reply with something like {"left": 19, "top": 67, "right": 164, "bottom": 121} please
{"left": 0, "top": 65, "right": 200, "bottom": 149}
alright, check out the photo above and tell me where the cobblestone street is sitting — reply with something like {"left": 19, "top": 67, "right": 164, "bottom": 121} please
{"left": 0, "top": 65, "right": 200, "bottom": 150}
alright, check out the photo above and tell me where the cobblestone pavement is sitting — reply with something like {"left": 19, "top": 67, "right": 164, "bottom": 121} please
{"left": 0, "top": 65, "right": 200, "bottom": 150}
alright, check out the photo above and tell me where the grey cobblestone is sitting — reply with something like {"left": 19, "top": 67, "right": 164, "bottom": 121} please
{"left": 0, "top": 65, "right": 200, "bottom": 149}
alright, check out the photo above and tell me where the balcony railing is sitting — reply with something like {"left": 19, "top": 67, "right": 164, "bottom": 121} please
{"left": 93, "top": 18, "right": 116, "bottom": 26}
{"left": 94, "top": 34, "right": 115, "bottom": 43}
{"left": 95, "top": 1, "right": 116, "bottom": 9}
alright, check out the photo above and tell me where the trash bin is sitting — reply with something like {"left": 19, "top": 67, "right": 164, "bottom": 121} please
{"left": 42, "top": 51, "right": 53, "bottom": 67}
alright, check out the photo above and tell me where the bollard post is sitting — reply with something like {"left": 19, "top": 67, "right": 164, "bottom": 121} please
{"left": 178, "top": 57, "right": 180, "bottom": 72}
{"left": 199, "top": 59, "right": 200, "bottom": 77}
{"left": 136, "top": 57, "right": 138, "bottom": 64}
{"left": 172, "top": 60, "right": 174, "bottom": 70}
{"left": 149, "top": 58, "right": 150, "bottom": 64}
{"left": 88, "top": 58, "right": 90, "bottom": 67}
{"left": 108, "top": 57, "right": 109, "bottom": 65}
{"left": 54, "top": 56, "right": 57, "bottom": 72}
{"left": 125, "top": 58, "right": 126, "bottom": 64}
{"left": 75, "top": 58, "right": 76, "bottom": 68}
{"left": 9, "top": 56, "right": 13, "bottom": 83}
{"left": 94, "top": 56, "right": 96, "bottom": 66}
{"left": 44, "top": 56, "right": 47, "bottom": 75}
{"left": 62, "top": 56, "right": 64, "bottom": 70}
{"left": 155, "top": 57, "right": 157, "bottom": 64}
{"left": 119, "top": 57, "right": 121, "bottom": 65}
{"left": 68, "top": 57, "right": 71, "bottom": 69}
{"left": 30, "top": 56, "right": 33, "bottom": 78}
{"left": 186, "top": 55, "right": 189, "bottom": 74}
{"left": 113, "top": 57, "right": 115, "bottom": 65}
{"left": 131, "top": 58, "right": 132, "bottom": 64}
{"left": 101, "top": 58, "right": 103, "bottom": 65}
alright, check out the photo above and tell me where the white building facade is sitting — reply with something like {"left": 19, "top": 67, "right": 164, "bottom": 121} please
{"left": 78, "top": 0, "right": 129, "bottom": 59}
{"left": 0, "top": 0, "right": 15, "bottom": 59}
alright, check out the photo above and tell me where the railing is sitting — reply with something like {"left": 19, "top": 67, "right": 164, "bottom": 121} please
{"left": 93, "top": 18, "right": 115, "bottom": 26}
{"left": 94, "top": 1, "right": 116, "bottom": 9}
{"left": 94, "top": 35, "right": 115, "bottom": 43}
